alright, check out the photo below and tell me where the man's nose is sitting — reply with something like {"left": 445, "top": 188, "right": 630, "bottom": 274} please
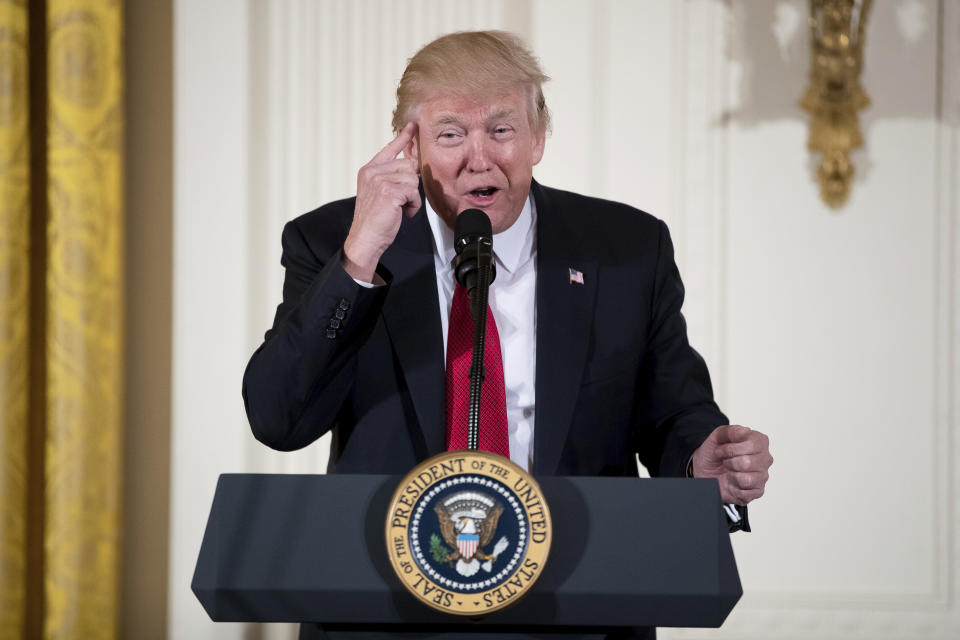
{"left": 464, "top": 134, "right": 491, "bottom": 172}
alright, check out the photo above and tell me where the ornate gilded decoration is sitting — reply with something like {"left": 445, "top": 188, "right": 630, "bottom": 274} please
{"left": 44, "top": 1, "right": 123, "bottom": 638}
{"left": 0, "top": 2, "right": 30, "bottom": 636}
{"left": 800, "top": 0, "right": 873, "bottom": 208}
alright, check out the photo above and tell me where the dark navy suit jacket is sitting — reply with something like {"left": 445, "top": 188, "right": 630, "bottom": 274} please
{"left": 243, "top": 181, "right": 728, "bottom": 480}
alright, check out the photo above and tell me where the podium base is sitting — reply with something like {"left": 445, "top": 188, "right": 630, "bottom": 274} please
{"left": 301, "top": 623, "right": 654, "bottom": 640}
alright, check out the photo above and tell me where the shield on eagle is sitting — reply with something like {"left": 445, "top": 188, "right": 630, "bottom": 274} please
{"left": 456, "top": 533, "right": 479, "bottom": 560}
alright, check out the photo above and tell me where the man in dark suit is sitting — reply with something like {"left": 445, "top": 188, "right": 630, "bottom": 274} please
{"left": 242, "top": 30, "right": 772, "bottom": 639}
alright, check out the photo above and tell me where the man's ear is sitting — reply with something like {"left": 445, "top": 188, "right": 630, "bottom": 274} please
{"left": 531, "top": 127, "right": 546, "bottom": 166}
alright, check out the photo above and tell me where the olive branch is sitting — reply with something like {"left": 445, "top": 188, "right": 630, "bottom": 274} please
{"left": 429, "top": 533, "right": 452, "bottom": 563}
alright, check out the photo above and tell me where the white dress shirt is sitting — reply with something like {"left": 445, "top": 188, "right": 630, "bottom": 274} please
{"left": 424, "top": 196, "right": 538, "bottom": 471}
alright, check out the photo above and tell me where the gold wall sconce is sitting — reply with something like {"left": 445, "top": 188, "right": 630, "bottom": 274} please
{"left": 800, "top": 0, "right": 873, "bottom": 208}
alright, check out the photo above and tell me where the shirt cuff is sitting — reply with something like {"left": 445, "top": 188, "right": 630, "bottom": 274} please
{"left": 352, "top": 273, "right": 387, "bottom": 288}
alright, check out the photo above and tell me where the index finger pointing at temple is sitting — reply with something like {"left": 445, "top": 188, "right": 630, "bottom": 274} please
{"left": 371, "top": 121, "right": 417, "bottom": 164}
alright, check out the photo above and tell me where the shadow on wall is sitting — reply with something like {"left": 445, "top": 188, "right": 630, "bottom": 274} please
{"left": 722, "top": 0, "right": 942, "bottom": 187}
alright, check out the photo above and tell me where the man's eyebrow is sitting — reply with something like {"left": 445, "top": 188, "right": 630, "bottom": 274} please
{"left": 485, "top": 108, "right": 518, "bottom": 122}
{"left": 429, "top": 109, "right": 520, "bottom": 128}
{"left": 431, "top": 114, "right": 464, "bottom": 127}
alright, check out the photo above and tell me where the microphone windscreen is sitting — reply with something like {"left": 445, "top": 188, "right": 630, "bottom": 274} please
{"left": 454, "top": 209, "right": 492, "bottom": 254}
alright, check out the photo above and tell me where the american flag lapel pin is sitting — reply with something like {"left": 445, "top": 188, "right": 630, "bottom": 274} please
{"left": 568, "top": 267, "right": 584, "bottom": 285}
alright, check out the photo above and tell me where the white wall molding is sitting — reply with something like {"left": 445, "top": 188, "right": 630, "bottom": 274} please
{"left": 671, "top": 0, "right": 730, "bottom": 402}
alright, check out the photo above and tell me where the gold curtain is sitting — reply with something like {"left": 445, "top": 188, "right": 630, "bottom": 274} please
{"left": 0, "top": 1, "right": 31, "bottom": 637}
{"left": 0, "top": 0, "right": 124, "bottom": 638}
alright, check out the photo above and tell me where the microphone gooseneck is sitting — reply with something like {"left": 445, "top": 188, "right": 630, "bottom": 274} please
{"left": 453, "top": 210, "right": 496, "bottom": 451}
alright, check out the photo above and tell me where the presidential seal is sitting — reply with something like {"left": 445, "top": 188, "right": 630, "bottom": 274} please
{"left": 385, "top": 450, "right": 551, "bottom": 615}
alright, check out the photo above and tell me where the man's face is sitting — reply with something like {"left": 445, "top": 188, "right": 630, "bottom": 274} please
{"left": 408, "top": 89, "right": 546, "bottom": 234}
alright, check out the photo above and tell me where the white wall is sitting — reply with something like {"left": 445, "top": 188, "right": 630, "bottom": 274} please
{"left": 170, "top": 2, "right": 251, "bottom": 638}
{"left": 170, "top": 1, "right": 960, "bottom": 638}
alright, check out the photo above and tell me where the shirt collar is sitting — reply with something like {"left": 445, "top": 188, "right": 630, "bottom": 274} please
{"left": 424, "top": 192, "right": 535, "bottom": 275}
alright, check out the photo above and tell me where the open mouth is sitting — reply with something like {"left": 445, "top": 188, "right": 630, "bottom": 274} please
{"left": 469, "top": 187, "right": 499, "bottom": 199}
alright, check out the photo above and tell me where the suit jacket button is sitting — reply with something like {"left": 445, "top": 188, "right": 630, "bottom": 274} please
{"left": 334, "top": 308, "right": 346, "bottom": 320}
{"left": 326, "top": 329, "right": 337, "bottom": 339}
{"left": 338, "top": 299, "right": 350, "bottom": 310}
{"left": 329, "top": 318, "right": 341, "bottom": 329}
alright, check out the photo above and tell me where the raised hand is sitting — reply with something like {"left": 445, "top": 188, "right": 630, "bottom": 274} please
{"left": 691, "top": 425, "right": 773, "bottom": 505}
{"left": 343, "top": 122, "right": 422, "bottom": 282}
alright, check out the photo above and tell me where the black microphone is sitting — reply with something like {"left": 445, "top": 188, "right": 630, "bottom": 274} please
{"left": 453, "top": 209, "right": 496, "bottom": 321}
{"left": 452, "top": 209, "right": 496, "bottom": 450}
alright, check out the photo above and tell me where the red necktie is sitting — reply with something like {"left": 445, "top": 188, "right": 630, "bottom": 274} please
{"left": 445, "top": 283, "right": 510, "bottom": 458}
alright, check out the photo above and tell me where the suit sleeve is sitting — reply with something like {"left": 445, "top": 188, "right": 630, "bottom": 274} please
{"left": 242, "top": 218, "right": 390, "bottom": 451}
{"left": 633, "top": 219, "right": 729, "bottom": 479}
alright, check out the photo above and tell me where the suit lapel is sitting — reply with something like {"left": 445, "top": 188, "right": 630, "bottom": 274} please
{"left": 532, "top": 182, "right": 598, "bottom": 475}
{"left": 379, "top": 207, "right": 447, "bottom": 457}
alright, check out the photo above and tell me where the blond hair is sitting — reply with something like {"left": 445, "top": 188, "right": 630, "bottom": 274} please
{"left": 391, "top": 30, "right": 551, "bottom": 134}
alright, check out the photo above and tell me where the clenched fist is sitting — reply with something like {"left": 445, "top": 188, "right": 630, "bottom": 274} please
{"left": 343, "top": 122, "right": 422, "bottom": 282}
{"left": 691, "top": 425, "right": 773, "bottom": 506}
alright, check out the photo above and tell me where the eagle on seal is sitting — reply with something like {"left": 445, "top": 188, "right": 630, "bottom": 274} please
{"left": 434, "top": 491, "right": 508, "bottom": 576}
